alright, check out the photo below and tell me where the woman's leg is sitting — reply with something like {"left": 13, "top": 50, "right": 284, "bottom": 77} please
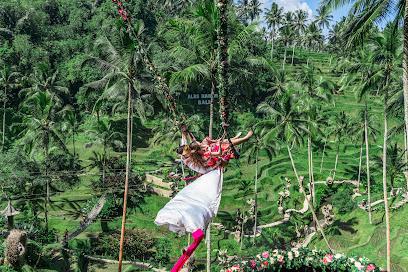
{"left": 224, "top": 130, "right": 253, "bottom": 146}
{"left": 171, "top": 229, "right": 205, "bottom": 272}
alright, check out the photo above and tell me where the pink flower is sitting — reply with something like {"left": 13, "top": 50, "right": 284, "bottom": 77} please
{"left": 322, "top": 254, "right": 333, "bottom": 265}
{"left": 326, "top": 254, "right": 334, "bottom": 262}
{"left": 250, "top": 260, "right": 257, "bottom": 269}
{"left": 261, "top": 251, "right": 270, "bottom": 259}
{"left": 231, "top": 264, "right": 240, "bottom": 271}
{"left": 366, "top": 264, "right": 376, "bottom": 271}
{"left": 277, "top": 255, "right": 284, "bottom": 263}
{"left": 354, "top": 261, "right": 364, "bottom": 270}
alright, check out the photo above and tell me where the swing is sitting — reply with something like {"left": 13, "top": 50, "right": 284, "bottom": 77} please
{"left": 110, "top": 2, "right": 249, "bottom": 271}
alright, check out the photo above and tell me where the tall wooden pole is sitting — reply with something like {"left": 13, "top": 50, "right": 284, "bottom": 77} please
{"left": 365, "top": 107, "right": 372, "bottom": 224}
{"left": 206, "top": 224, "right": 211, "bottom": 272}
{"left": 382, "top": 86, "right": 391, "bottom": 272}
{"left": 118, "top": 83, "right": 133, "bottom": 272}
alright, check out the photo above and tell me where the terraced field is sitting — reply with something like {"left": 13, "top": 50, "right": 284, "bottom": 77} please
{"left": 31, "top": 50, "right": 408, "bottom": 271}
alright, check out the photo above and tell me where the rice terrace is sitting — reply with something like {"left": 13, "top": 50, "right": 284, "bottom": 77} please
{"left": 0, "top": 0, "right": 408, "bottom": 271}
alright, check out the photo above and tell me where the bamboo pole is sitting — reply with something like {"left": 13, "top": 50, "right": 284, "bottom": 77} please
{"left": 118, "top": 83, "right": 133, "bottom": 272}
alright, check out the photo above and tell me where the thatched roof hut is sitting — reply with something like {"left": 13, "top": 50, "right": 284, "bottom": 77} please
{"left": 1, "top": 201, "right": 19, "bottom": 217}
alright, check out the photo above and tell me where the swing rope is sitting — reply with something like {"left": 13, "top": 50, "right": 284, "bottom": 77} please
{"left": 112, "top": 0, "right": 187, "bottom": 129}
{"left": 111, "top": 2, "right": 235, "bottom": 270}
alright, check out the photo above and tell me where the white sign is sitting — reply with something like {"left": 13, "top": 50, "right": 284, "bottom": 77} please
{"left": 187, "top": 93, "right": 218, "bottom": 105}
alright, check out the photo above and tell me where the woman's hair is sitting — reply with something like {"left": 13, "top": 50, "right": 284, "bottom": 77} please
{"left": 176, "top": 142, "right": 207, "bottom": 168}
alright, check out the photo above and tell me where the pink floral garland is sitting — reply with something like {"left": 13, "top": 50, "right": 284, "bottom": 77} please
{"left": 224, "top": 248, "right": 380, "bottom": 272}
{"left": 111, "top": 0, "right": 129, "bottom": 21}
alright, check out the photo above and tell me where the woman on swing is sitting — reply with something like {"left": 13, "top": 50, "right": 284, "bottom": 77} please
{"left": 155, "top": 125, "right": 253, "bottom": 272}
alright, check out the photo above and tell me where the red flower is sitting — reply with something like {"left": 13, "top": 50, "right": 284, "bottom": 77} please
{"left": 262, "top": 261, "right": 269, "bottom": 267}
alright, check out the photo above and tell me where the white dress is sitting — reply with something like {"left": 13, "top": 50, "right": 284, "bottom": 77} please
{"left": 154, "top": 161, "right": 223, "bottom": 234}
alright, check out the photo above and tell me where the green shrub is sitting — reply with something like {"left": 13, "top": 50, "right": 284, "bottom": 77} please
{"left": 332, "top": 187, "right": 356, "bottom": 214}
{"left": 154, "top": 237, "right": 171, "bottom": 264}
{"left": 90, "top": 229, "right": 155, "bottom": 261}
{"left": 27, "top": 226, "right": 57, "bottom": 245}
{"left": 25, "top": 241, "right": 43, "bottom": 267}
{"left": 0, "top": 266, "right": 17, "bottom": 272}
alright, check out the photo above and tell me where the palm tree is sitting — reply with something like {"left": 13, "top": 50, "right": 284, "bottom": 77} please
{"left": 22, "top": 69, "right": 69, "bottom": 108}
{"left": 247, "top": 0, "right": 262, "bottom": 22}
{"left": 279, "top": 22, "right": 294, "bottom": 70}
{"left": 265, "top": 2, "right": 283, "bottom": 59}
{"left": 61, "top": 106, "right": 79, "bottom": 157}
{"left": 0, "top": 65, "right": 20, "bottom": 151}
{"left": 247, "top": 57, "right": 289, "bottom": 98}
{"left": 304, "top": 22, "right": 323, "bottom": 51}
{"left": 321, "top": 3, "right": 408, "bottom": 221}
{"left": 343, "top": 47, "right": 379, "bottom": 224}
{"left": 88, "top": 119, "right": 124, "bottom": 184}
{"left": 256, "top": 93, "right": 333, "bottom": 252}
{"left": 243, "top": 125, "right": 277, "bottom": 244}
{"left": 236, "top": 0, "right": 250, "bottom": 23}
{"left": 167, "top": 1, "right": 219, "bottom": 138}
{"left": 19, "top": 91, "right": 69, "bottom": 230}
{"left": 84, "top": 30, "right": 149, "bottom": 271}
{"left": 375, "top": 142, "right": 407, "bottom": 190}
{"left": 349, "top": 109, "right": 378, "bottom": 193}
{"left": 327, "top": 16, "right": 348, "bottom": 53}
{"left": 373, "top": 28, "right": 400, "bottom": 271}
{"left": 314, "top": 5, "right": 332, "bottom": 31}
{"left": 296, "top": 63, "right": 332, "bottom": 205}
{"left": 329, "top": 111, "right": 352, "bottom": 181}
{"left": 292, "top": 9, "right": 308, "bottom": 64}
{"left": 162, "top": 0, "right": 194, "bottom": 13}
{"left": 217, "top": 0, "right": 229, "bottom": 127}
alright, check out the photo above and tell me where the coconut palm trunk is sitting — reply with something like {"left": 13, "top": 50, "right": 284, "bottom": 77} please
{"left": 206, "top": 224, "right": 211, "bottom": 272}
{"left": 308, "top": 135, "right": 313, "bottom": 201}
{"left": 2, "top": 87, "right": 6, "bottom": 151}
{"left": 253, "top": 150, "right": 259, "bottom": 244}
{"left": 209, "top": 76, "right": 216, "bottom": 139}
{"left": 118, "top": 82, "right": 134, "bottom": 272}
{"left": 403, "top": 2, "right": 408, "bottom": 192}
{"left": 286, "top": 144, "right": 333, "bottom": 252}
{"left": 44, "top": 143, "right": 50, "bottom": 231}
{"left": 357, "top": 141, "right": 363, "bottom": 190}
{"left": 364, "top": 107, "right": 372, "bottom": 224}
{"left": 382, "top": 88, "right": 391, "bottom": 272}
{"left": 333, "top": 143, "right": 339, "bottom": 180}
{"left": 311, "top": 144, "right": 315, "bottom": 206}
{"left": 320, "top": 139, "right": 327, "bottom": 173}
{"left": 405, "top": 127, "right": 408, "bottom": 189}
{"left": 291, "top": 43, "right": 296, "bottom": 65}
{"left": 270, "top": 32, "right": 275, "bottom": 59}
{"left": 282, "top": 47, "right": 287, "bottom": 70}
{"left": 240, "top": 213, "right": 244, "bottom": 250}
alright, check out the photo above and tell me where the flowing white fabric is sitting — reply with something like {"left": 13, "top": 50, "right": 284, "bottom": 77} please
{"left": 155, "top": 168, "right": 223, "bottom": 234}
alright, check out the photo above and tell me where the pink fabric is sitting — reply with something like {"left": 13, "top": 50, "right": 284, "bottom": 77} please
{"left": 203, "top": 144, "right": 234, "bottom": 167}
{"left": 171, "top": 229, "right": 205, "bottom": 272}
